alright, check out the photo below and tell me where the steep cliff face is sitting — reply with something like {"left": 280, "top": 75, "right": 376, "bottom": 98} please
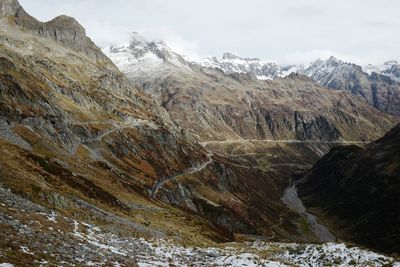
{"left": 297, "top": 124, "right": 400, "bottom": 253}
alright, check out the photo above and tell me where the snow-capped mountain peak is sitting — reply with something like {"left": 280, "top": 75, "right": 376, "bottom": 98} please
{"left": 105, "top": 33, "right": 400, "bottom": 84}
{"left": 222, "top": 52, "right": 243, "bottom": 60}
{"left": 197, "top": 52, "right": 287, "bottom": 80}
{"left": 361, "top": 60, "right": 400, "bottom": 81}
{"left": 103, "top": 32, "right": 192, "bottom": 78}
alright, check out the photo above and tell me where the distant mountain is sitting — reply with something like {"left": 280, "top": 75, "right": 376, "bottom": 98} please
{"left": 363, "top": 60, "right": 400, "bottom": 82}
{"left": 106, "top": 36, "right": 400, "bottom": 117}
{"left": 197, "top": 53, "right": 400, "bottom": 117}
{"left": 197, "top": 52, "right": 400, "bottom": 116}
{"left": 297, "top": 124, "right": 400, "bottom": 253}
{"left": 301, "top": 57, "right": 400, "bottom": 116}
{"left": 198, "top": 52, "right": 300, "bottom": 80}
{"left": 103, "top": 32, "right": 193, "bottom": 79}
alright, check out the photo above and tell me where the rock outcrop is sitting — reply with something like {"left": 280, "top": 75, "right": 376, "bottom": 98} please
{"left": 1, "top": 0, "right": 112, "bottom": 65}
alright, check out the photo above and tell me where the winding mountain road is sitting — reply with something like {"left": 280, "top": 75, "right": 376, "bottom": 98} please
{"left": 70, "top": 119, "right": 151, "bottom": 155}
{"left": 150, "top": 153, "right": 213, "bottom": 198}
{"left": 200, "top": 139, "right": 367, "bottom": 146}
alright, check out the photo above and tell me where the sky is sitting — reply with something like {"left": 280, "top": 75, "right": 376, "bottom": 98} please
{"left": 20, "top": 0, "right": 400, "bottom": 65}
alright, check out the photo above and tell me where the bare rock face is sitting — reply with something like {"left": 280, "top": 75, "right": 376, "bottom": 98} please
{"left": 0, "top": 0, "right": 21, "bottom": 16}
{"left": 41, "top": 15, "right": 87, "bottom": 50}
{"left": 1, "top": 0, "right": 112, "bottom": 64}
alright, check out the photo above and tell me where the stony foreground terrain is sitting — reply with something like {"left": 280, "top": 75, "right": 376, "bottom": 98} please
{"left": 0, "top": 187, "right": 399, "bottom": 266}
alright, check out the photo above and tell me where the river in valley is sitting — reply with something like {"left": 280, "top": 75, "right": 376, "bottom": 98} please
{"left": 282, "top": 183, "right": 335, "bottom": 242}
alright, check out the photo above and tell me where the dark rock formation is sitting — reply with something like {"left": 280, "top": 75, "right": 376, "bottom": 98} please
{"left": 297, "top": 124, "right": 400, "bottom": 253}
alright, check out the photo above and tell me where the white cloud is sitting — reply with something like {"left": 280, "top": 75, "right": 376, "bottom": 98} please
{"left": 19, "top": 0, "right": 400, "bottom": 65}
{"left": 137, "top": 27, "right": 201, "bottom": 59}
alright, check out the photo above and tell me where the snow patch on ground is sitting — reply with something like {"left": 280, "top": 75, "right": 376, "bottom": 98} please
{"left": 1, "top": 186, "right": 398, "bottom": 266}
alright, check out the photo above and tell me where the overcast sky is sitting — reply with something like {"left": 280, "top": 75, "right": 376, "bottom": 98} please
{"left": 20, "top": 0, "right": 400, "bottom": 65}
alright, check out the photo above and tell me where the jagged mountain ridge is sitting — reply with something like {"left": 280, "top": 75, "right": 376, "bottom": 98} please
{"left": 1, "top": 0, "right": 111, "bottom": 64}
{"left": 198, "top": 52, "right": 299, "bottom": 80}
{"left": 200, "top": 54, "right": 400, "bottom": 116}
{"left": 297, "top": 123, "right": 400, "bottom": 253}
{"left": 364, "top": 60, "right": 400, "bottom": 82}
{"left": 106, "top": 35, "right": 400, "bottom": 117}
{"left": 302, "top": 56, "right": 400, "bottom": 116}
{"left": 103, "top": 32, "right": 193, "bottom": 80}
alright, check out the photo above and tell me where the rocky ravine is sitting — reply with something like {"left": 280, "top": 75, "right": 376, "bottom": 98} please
{"left": 297, "top": 124, "right": 400, "bottom": 253}
{"left": 107, "top": 35, "right": 397, "bottom": 210}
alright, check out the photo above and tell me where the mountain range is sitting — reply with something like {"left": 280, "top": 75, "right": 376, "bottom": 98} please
{"left": 1, "top": 1, "right": 399, "bottom": 265}
{"left": 105, "top": 34, "right": 400, "bottom": 117}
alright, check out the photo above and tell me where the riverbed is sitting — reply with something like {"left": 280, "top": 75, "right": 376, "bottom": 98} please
{"left": 282, "top": 183, "right": 335, "bottom": 242}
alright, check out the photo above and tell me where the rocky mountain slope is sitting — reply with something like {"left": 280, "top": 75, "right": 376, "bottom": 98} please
{"left": 2, "top": 187, "right": 399, "bottom": 266}
{"left": 302, "top": 57, "right": 400, "bottom": 116}
{"left": 1, "top": 0, "right": 239, "bottom": 244}
{"left": 297, "top": 124, "right": 400, "bottom": 253}
{"left": 0, "top": 1, "right": 350, "bottom": 262}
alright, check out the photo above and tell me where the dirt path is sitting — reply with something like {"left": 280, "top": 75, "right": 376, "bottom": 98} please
{"left": 70, "top": 119, "right": 151, "bottom": 155}
{"left": 150, "top": 153, "right": 213, "bottom": 198}
{"left": 200, "top": 139, "right": 367, "bottom": 146}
